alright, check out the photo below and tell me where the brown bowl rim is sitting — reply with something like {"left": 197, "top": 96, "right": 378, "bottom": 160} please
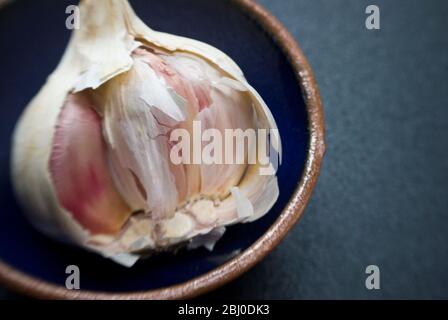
{"left": 0, "top": 0, "right": 326, "bottom": 300}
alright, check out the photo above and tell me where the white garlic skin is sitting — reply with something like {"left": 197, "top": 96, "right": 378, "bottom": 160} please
{"left": 12, "top": 72, "right": 89, "bottom": 244}
{"left": 11, "top": 0, "right": 281, "bottom": 266}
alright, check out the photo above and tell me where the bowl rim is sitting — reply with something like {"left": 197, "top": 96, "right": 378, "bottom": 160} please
{"left": 0, "top": 0, "right": 326, "bottom": 300}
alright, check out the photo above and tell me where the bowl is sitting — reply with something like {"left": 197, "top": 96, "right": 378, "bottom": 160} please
{"left": 0, "top": 0, "right": 325, "bottom": 299}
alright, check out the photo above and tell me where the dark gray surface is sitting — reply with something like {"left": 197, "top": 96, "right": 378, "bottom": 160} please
{"left": 2, "top": 0, "right": 448, "bottom": 299}
{"left": 207, "top": 0, "right": 448, "bottom": 299}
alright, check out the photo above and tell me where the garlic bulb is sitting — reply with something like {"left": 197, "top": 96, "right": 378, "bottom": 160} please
{"left": 12, "top": 0, "right": 281, "bottom": 267}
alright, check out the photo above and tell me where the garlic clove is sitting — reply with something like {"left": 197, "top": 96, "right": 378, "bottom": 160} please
{"left": 98, "top": 55, "right": 183, "bottom": 220}
{"left": 49, "top": 92, "right": 132, "bottom": 235}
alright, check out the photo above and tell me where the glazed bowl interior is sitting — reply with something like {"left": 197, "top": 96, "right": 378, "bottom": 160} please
{"left": 0, "top": 0, "right": 323, "bottom": 298}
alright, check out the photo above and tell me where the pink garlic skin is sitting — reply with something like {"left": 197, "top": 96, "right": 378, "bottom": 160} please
{"left": 49, "top": 93, "right": 131, "bottom": 235}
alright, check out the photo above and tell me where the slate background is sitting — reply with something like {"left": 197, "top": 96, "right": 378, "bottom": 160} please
{"left": 2, "top": 0, "right": 448, "bottom": 299}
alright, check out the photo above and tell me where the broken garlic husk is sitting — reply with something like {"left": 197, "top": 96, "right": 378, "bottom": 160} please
{"left": 11, "top": 0, "right": 281, "bottom": 267}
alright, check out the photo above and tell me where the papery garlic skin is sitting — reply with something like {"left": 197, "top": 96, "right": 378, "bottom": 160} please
{"left": 49, "top": 92, "right": 132, "bottom": 235}
{"left": 11, "top": 0, "right": 281, "bottom": 267}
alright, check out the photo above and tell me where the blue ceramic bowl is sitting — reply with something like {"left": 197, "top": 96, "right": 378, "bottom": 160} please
{"left": 0, "top": 0, "right": 325, "bottom": 299}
